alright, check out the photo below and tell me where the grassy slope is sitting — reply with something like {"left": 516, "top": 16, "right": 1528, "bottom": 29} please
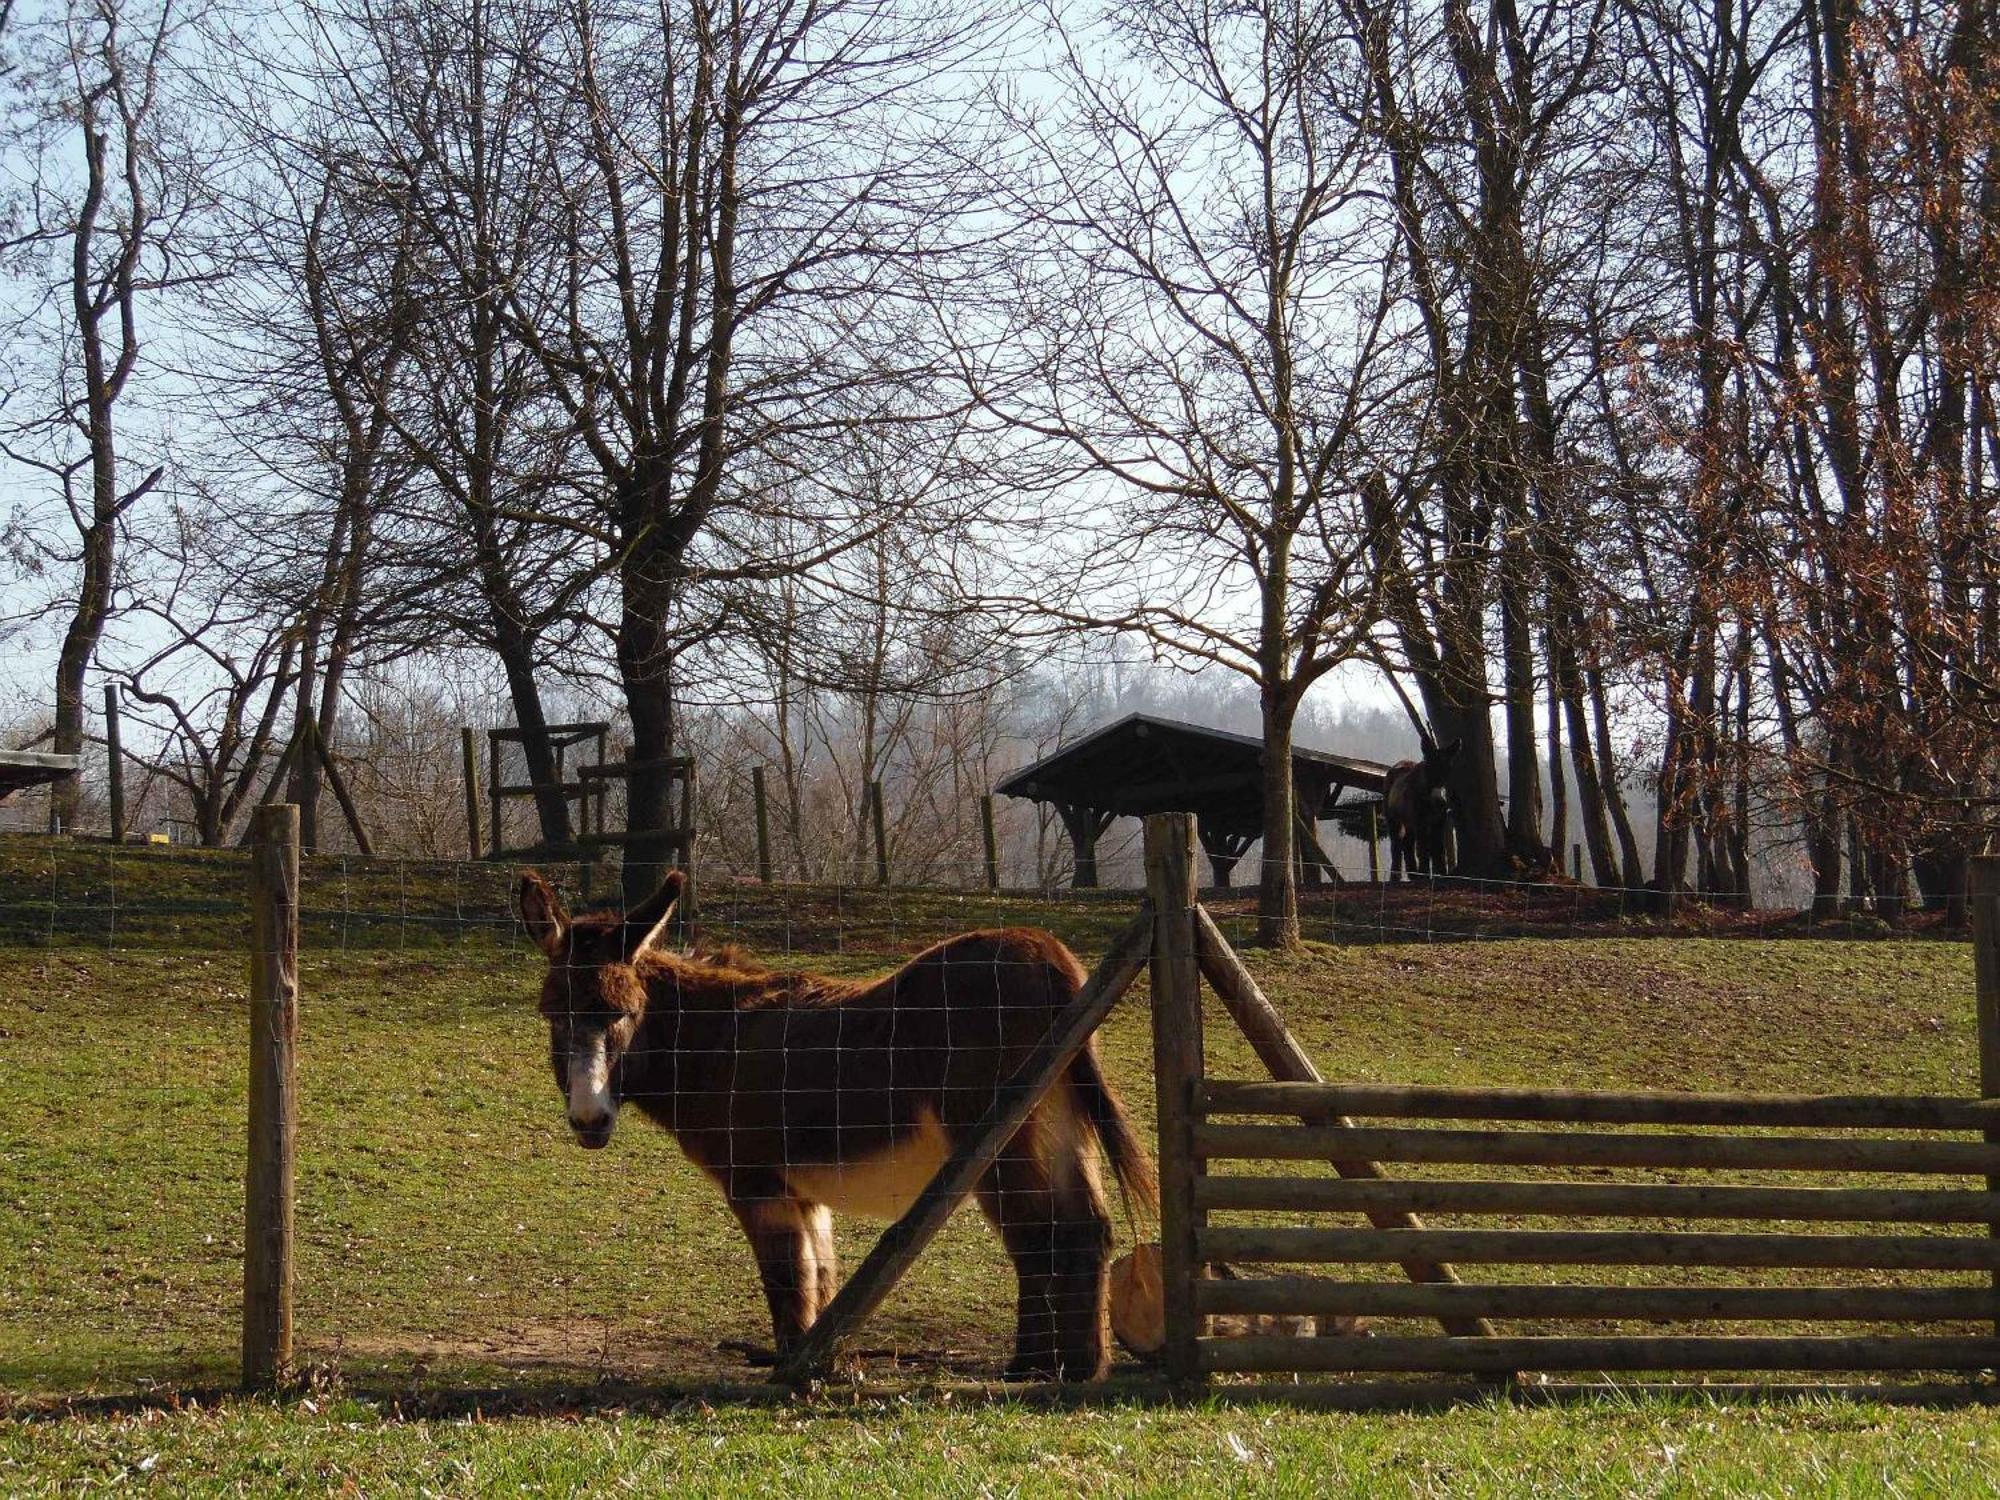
{"left": 3, "top": 835, "right": 1995, "bottom": 1493}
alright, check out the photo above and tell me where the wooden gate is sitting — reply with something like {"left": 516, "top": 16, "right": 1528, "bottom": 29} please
{"left": 1150, "top": 816, "right": 2000, "bottom": 1386}
{"left": 1184, "top": 1081, "right": 2000, "bottom": 1376}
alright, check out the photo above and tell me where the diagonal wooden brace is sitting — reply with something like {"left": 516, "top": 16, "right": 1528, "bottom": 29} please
{"left": 1190, "top": 904, "right": 1495, "bottom": 1338}
{"left": 774, "top": 905, "right": 1157, "bottom": 1384}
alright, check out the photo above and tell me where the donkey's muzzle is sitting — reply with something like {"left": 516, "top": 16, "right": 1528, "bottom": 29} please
{"left": 570, "top": 1116, "right": 614, "bottom": 1150}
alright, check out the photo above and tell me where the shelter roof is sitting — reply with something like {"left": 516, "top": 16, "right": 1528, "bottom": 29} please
{"left": 0, "top": 750, "right": 79, "bottom": 801}
{"left": 995, "top": 713, "right": 1389, "bottom": 835}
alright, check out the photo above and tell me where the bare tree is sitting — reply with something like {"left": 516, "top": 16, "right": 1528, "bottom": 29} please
{"left": 118, "top": 485, "right": 301, "bottom": 845}
{"left": 973, "top": 0, "right": 1408, "bottom": 944}
{"left": 0, "top": 0, "right": 207, "bottom": 831}
{"left": 281, "top": 0, "right": 598, "bottom": 851}
{"left": 491, "top": 0, "right": 991, "bottom": 901}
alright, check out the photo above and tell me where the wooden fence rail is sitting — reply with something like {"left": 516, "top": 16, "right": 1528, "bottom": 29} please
{"left": 1149, "top": 845, "right": 2000, "bottom": 1386}
{"left": 1201, "top": 1079, "right": 2000, "bottom": 1131}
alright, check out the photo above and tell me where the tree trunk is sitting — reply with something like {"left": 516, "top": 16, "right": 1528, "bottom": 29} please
{"left": 618, "top": 563, "right": 678, "bottom": 908}
{"left": 1558, "top": 658, "right": 1617, "bottom": 887}
{"left": 1256, "top": 686, "right": 1299, "bottom": 948}
{"left": 493, "top": 620, "right": 573, "bottom": 854}
{"left": 1587, "top": 664, "right": 1645, "bottom": 887}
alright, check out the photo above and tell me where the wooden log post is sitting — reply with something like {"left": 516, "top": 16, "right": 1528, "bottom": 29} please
{"left": 678, "top": 759, "right": 699, "bottom": 927}
{"left": 753, "top": 766, "right": 773, "bottom": 884}
{"left": 870, "top": 779, "right": 890, "bottom": 887}
{"left": 244, "top": 804, "right": 300, "bottom": 1389}
{"left": 103, "top": 683, "right": 125, "bottom": 844}
{"left": 594, "top": 728, "right": 609, "bottom": 837}
{"left": 1971, "top": 855, "right": 2000, "bottom": 1335}
{"left": 1367, "top": 804, "right": 1379, "bottom": 884}
{"left": 1572, "top": 843, "right": 1583, "bottom": 882}
{"left": 487, "top": 732, "right": 502, "bottom": 860}
{"left": 981, "top": 793, "right": 1000, "bottom": 892}
{"left": 460, "top": 728, "right": 482, "bottom": 861}
{"left": 1146, "top": 812, "right": 1205, "bottom": 1388}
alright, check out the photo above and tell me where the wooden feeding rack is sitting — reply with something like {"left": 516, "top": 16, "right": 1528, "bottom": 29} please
{"left": 574, "top": 755, "right": 697, "bottom": 861}
{"left": 575, "top": 755, "right": 699, "bottom": 921}
{"left": 485, "top": 722, "right": 611, "bottom": 859}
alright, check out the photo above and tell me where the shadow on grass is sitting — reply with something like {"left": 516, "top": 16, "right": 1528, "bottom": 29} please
{"left": 13, "top": 1366, "right": 2000, "bottom": 1424}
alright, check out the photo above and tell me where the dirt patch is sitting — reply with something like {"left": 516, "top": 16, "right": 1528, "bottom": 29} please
{"left": 320, "top": 1322, "right": 1006, "bottom": 1386}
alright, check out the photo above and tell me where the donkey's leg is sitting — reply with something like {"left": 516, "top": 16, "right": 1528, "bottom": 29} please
{"left": 803, "top": 1201, "right": 838, "bottom": 1325}
{"left": 727, "top": 1173, "right": 818, "bottom": 1356}
{"left": 976, "top": 1116, "right": 1113, "bottom": 1381}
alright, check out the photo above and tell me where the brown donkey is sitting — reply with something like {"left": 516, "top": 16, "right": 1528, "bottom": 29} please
{"left": 517, "top": 869, "right": 1156, "bottom": 1380}
{"left": 1383, "top": 735, "right": 1461, "bottom": 881}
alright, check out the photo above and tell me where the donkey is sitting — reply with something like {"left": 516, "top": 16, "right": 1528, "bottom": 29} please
{"left": 1382, "top": 735, "right": 1461, "bottom": 881}
{"left": 516, "top": 869, "right": 1156, "bottom": 1381}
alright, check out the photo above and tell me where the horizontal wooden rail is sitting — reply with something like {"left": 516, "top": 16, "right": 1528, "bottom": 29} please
{"left": 1195, "top": 1279, "right": 2000, "bottom": 1324}
{"left": 1197, "top": 1226, "right": 2000, "bottom": 1271}
{"left": 493, "top": 780, "right": 595, "bottom": 799}
{"left": 576, "top": 828, "right": 694, "bottom": 847}
{"left": 1193, "top": 1123, "right": 2000, "bottom": 1175}
{"left": 1196, "top": 1334, "right": 2000, "bottom": 1374}
{"left": 1193, "top": 1176, "right": 2000, "bottom": 1223}
{"left": 490, "top": 721, "right": 607, "bottom": 740}
{"left": 578, "top": 757, "right": 695, "bottom": 779}
{"left": 1200, "top": 1080, "right": 2000, "bottom": 1132}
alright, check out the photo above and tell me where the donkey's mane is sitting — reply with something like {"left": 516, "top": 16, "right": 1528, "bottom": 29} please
{"left": 635, "top": 943, "right": 864, "bottom": 1011}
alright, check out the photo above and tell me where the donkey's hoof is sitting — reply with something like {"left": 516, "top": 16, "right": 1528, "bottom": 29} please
{"left": 1002, "top": 1354, "right": 1060, "bottom": 1382}
{"left": 1004, "top": 1352, "right": 1106, "bottom": 1383}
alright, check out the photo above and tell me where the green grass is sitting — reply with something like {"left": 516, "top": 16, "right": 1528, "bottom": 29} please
{"left": 5, "top": 835, "right": 1998, "bottom": 1494}
{"left": 6, "top": 1390, "right": 2000, "bottom": 1496}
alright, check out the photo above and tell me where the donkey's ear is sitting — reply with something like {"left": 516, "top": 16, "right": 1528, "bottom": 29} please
{"left": 1438, "top": 736, "right": 1463, "bottom": 761}
{"left": 516, "top": 872, "right": 569, "bottom": 959}
{"left": 620, "top": 870, "right": 685, "bottom": 961}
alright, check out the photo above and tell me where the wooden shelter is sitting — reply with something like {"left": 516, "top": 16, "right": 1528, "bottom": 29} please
{"left": 994, "top": 714, "right": 1389, "bottom": 888}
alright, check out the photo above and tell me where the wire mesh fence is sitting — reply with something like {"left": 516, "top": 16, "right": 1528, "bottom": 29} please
{"left": 1, "top": 826, "right": 1987, "bottom": 1400}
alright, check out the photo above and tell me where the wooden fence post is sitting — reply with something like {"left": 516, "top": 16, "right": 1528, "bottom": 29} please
{"left": 1367, "top": 805, "right": 1380, "bottom": 884}
{"left": 487, "top": 732, "right": 502, "bottom": 860}
{"left": 680, "top": 758, "right": 699, "bottom": 926}
{"left": 753, "top": 766, "right": 773, "bottom": 884}
{"left": 1971, "top": 857, "right": 2000, "bottom": 1336}
{"left": 244, "top": 804, "right": 300, "bottom": 1389}
{"left": 461, "top": 728, "right": 482, "bottom": 861}
{"left": 1146, "top": 812, "right": 1205, "bottom": 1388}
{"left": 103, "top": 683, "right": 124, "bottom": 844}
{"left": 1573, "top": 843, "right": 1583, "bottom": 882}
{"left": 981, "top": 793, "right": 1001, "bottom": 892}
{"left": 870, "top": 779, "right": 890, "bottom": 887}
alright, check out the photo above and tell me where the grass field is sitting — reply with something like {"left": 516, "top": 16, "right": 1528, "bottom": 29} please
{"left": 5, "top": 835, "right": 1998, "bottom": 1494}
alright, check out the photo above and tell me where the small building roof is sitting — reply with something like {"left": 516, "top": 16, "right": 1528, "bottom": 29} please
{"left": 0, "top": 750, "right": 80, "bottom": 801}
{"left": 995, "top": 713, "right": 1388, "bottom": 836}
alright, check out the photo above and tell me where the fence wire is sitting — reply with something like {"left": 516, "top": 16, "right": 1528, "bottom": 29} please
{"left": 0, "top": 829, "right": 1985, "bottom": 1398}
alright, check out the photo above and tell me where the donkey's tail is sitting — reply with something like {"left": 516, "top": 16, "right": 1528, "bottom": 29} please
{"left": 1068, "top": 1041, "right": 1159, "bottom": 1221}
